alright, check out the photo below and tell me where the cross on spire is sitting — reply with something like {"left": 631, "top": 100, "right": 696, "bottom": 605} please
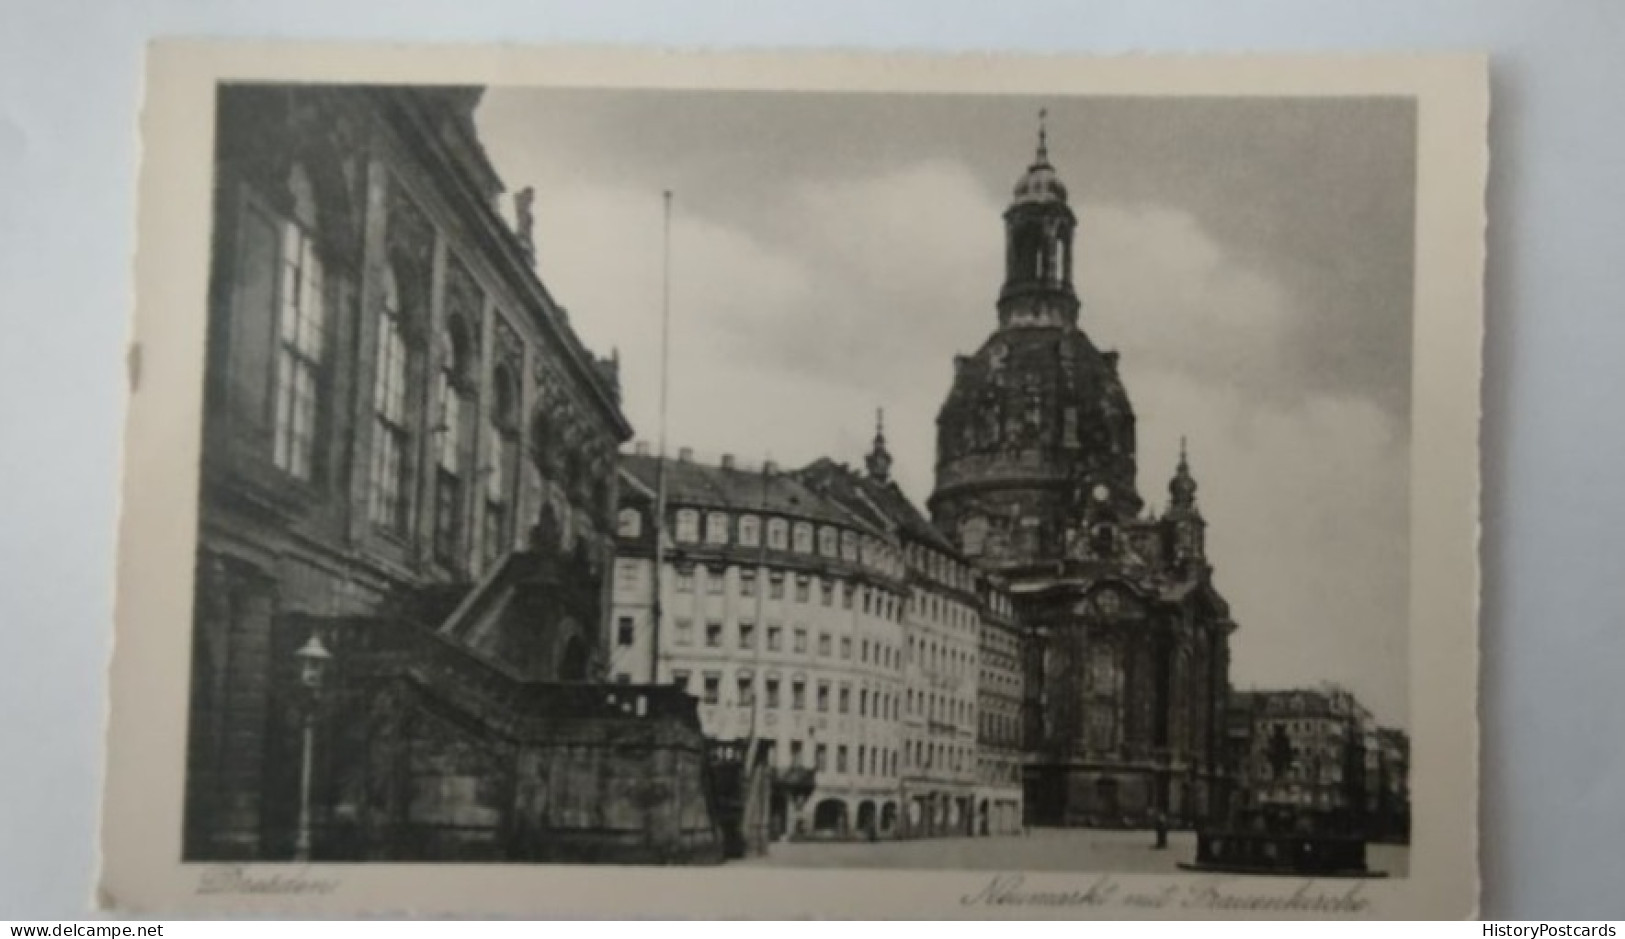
{"left": 1036, "top": 107, "right": 1049, "bottom": 163}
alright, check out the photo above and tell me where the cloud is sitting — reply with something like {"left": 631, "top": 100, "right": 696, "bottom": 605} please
{"left": 1076, "top": 204, "right": 1296, "bottom": 396}
{"left": 515, "top": 147, "right": 1410, "bottom": 728}
{"left": 1133, "top": 368, "right": 1410, "bottom": 726}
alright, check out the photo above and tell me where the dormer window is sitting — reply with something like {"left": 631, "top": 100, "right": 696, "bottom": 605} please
{"left": 675, "top": 508, "right": 700, "bottom": 543}
{"left": 616, "top": 506, "right": 642, "bottom": 538}
{"left": 766, "top": 518, "right": 789, "bottom": 551}
{"left": 738, "top": 514, "right": 761, "bottom": 547}
{"left": 705, "top": 511, "right": 730, "bottom": 545}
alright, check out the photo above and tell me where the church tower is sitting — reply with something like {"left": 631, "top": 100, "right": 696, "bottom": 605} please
{"left": 998, "top": 111, "right": 1080, "bottom": 331}
{"left": 929, "top": 113, "right": 1142, "bottom": 571}
{"left": 928, "top": 113, "right": 1236, "bottom": 831}
{"left": 1163, "top": 437, "right": 1208, "bottom": 567}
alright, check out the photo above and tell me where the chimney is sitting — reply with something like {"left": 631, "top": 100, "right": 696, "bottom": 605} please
{"left": 633, "top": 440, "right": 650, "bottom": 457}
{"left": 678, "top": 447, "right": 694, "bottom": 463}
{"left": 720, "top": 454, "right": 735, "bottom": 470}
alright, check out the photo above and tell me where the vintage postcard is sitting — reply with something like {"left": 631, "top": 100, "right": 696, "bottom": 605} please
{"left": 101, "top": 42, "right": 1485, "bottom": 917}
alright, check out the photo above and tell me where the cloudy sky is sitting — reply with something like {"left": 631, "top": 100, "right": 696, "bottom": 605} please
{"left": 475, "top": 89, "right": 1416, "bottom": 728}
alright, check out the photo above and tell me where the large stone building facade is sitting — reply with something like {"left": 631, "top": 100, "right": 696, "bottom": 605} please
{"left": 928, "top": 124, "right": 1236, "bottom": 829}
{"left": 186, "top": 84, "right": 720, "bottom": 863}
{"left": 611, "top": 448, "right": 911, "bottom": 840}
{"left": 800, "top": 421, "right": 1024, "bottom": 837}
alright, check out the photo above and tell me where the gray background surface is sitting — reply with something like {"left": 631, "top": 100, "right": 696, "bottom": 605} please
{"left": 0, "top": 0, "right": 1614, "bottom": 919}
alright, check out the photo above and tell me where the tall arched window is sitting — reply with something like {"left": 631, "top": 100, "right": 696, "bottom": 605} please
{"left": 433, "top": 316, "right": 473, "bottom": 565}
{"left": 272, "top": 163, "right": 326, "bottom": 481}
{"left": 368, "top": 265, "right": 412, "bottom": 533}
{"left": 483, "top": 363, "right": 520, "bottom": 565}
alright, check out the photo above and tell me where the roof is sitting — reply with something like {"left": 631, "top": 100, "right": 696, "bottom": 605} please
{"left": 796, "top": 458, "right": 961, "bottom": 557}
{"left": 618, "top": 452, "right": 873, "bottom": 532}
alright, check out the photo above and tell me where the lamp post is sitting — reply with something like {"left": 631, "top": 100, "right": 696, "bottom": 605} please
{"left": 293, "top": 633, "right": 332, "bottom": 863}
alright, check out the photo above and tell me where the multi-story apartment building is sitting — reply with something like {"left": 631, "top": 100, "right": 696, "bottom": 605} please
{"left": 1367, "top": 726, "right": 1411, "bottom": 842}
{"left": 1228, "top": 686, "right": 1373, "bottom": 822}
{"left": 799, "top": 419, "right": 1016, "bottom": 838}
{"left": 975, "top": 576, "right": 1025, "bottom": 836}
{"left": 612, "top": 447, "right": 911, "bottom": 839}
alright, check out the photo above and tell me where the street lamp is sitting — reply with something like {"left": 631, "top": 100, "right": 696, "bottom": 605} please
{"left": 293, "top": 633, "right": 332, "bottom": 863}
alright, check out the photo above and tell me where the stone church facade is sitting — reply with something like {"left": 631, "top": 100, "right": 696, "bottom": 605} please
{"left": 928, "top": 125, "right": 1237, "bottom": 828}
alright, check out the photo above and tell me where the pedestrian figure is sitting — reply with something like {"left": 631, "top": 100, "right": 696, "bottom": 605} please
{"left": 1153, "top": 809, "right": 1169, "bottom": 850}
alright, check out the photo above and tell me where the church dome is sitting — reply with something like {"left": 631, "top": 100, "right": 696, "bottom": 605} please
{"left": 930, "top": 325, "right": 1142, "bottom": 567}
{"left": 1012, "top": 157, "right": 1069, "bottom": 207}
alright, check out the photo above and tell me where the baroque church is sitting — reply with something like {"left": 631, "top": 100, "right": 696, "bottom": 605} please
{"left": 927, "top": 120, "right": 1238, "bottom": 828}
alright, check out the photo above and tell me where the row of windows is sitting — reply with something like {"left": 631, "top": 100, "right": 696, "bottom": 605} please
{"left": 908, "top": 689, "right": 975, "bottom": 729}
{"left": 649, "top": 618, "right": 903, "bottom": 672}
{"left": 978, "top": 710, "right": 1022, "bottom": 744}
{"left": 910, "top": 587, "right": 979, "bottom": 633}
{"left": 672, "top": 567, "right": 905, "bottom": 620}
{"left": 619, "top": 507, "right": 904, "bottom": 577}
{"left": 761, "top": 738, "right": 898, "bottom": 779}
{"left": 977, "top": 755, "right": 1024, "bottom": 785}
{"left": 906, "top": 542, "right": 970, "bottom": 590}
{"left": 656, "top": 663, "right": 979, "bottom": 732}
{"left": 907, "top": 633, "right": 977, "bottom": 680}
{"left": 904, "top": 737, "right": 978, "bottom": 777}
{"left": 671, "top": 670, "right": 902, "bottom": 721}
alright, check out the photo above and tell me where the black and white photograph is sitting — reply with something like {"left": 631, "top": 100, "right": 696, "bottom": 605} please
{"left": 100, "top": 45, "right": 1484, "bottom": 918}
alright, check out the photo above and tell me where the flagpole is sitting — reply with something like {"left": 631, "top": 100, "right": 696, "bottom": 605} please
{"left": 744, "top": 453, "right": 770, "bottom": 757}
{"left": 650, "top": 190, "right": 673, "bottom": 684}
